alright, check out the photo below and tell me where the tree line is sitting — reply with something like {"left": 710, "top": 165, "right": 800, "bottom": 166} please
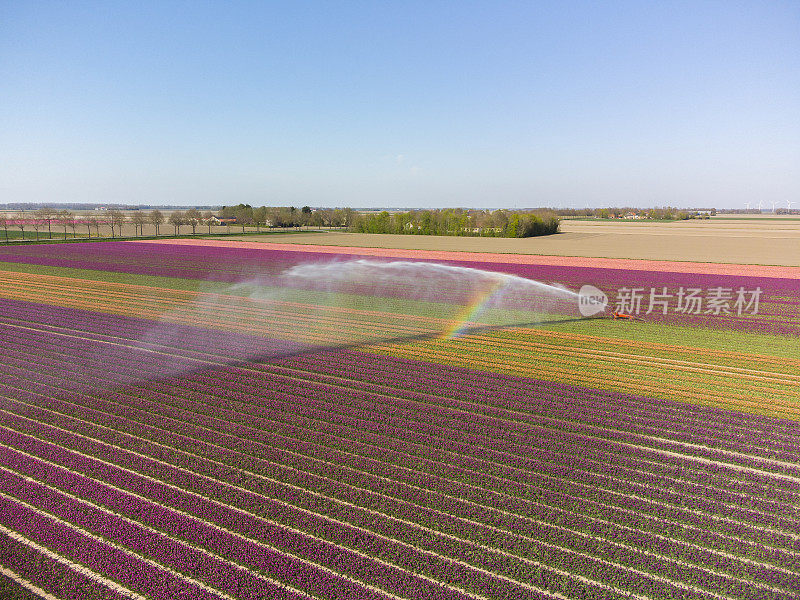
{"left": 0, "top": 208, "right": 220, "bottom": 241}
{"left": 218, "top": 204, "right": 357, "bottom": 229}
{"left": 0, "top": 205, "right": 353, "bottom": 242}
{"left": 0, "top": 205, "right": 560, "bottom": 242}
{"left": 350, "top": 209, "right": 561, "bottom": 237}
{"left": 554, "top": 207, "right": 703, "bottom": 220}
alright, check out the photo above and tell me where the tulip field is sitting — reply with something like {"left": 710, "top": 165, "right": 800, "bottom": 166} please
{"left": 0, "top": 239, "right": 799, "bottom": 600}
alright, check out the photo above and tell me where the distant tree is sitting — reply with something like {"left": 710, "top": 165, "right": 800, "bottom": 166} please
{"left": 108, "top": 209, "right": 126, "bottom": 238}
{"left": 234, "top": 206, "right": 253, "bottom": 232}
{"left": 67, "top": 213, "right": 79, "bottom": 238}
{"left": 149, "top": 210, "right": 164, "bottom": 236}
{"left": 301, "top": 206, "right": 312, "bottom": 228}
{"left": 0, "top": 214, "right": 8, "bottom": 243}
{"left": 202, "top": 211, "right": 214, "bottom": 234}
{"left": 169, "top": 211, "right": 185, "bottom": 235}
{"left": 29, "top": 213, "right": 44, "bottom": 241}
{"left": 57, "top": 210, "right": 74, "bottom": 240}
{"left": 309, "top": 210, "right": 325, "bottom": 228}
{"left": 253, "top": 206, "right": 267, "bottom": 232}
{"left": 341, "top": 208, "right": 356, "bottom": 228}
{"left": 35, "top": 207, "right": 58, "bottom": 239}
{"left": 86, "top": 217, "right": 98, "bottom": 238}
{"left": 349, "top": 208, "right": 558, "bottom": 238}
{"left": 131, "top": 212, "right": 147, "bottom": 237}
{"left": 269, "top": 207, "right": 289, "bottom": 228}
{"left": 184, "top": 208, "right": 201, "bottom": 234}
{"left": 14, "top": 213, "right": 26, "bottom": 240}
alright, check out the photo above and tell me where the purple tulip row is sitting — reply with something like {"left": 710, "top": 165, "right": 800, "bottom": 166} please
{"left": 4, "top": 338, "right": 800, "bottom": 546}
{"left": 5, "top": 341, "right": 800, "bottom": 543}
{"left": 3, "top": 315, "right": 798, "bottom": 474}
{"left": 3, "top": 372, "right": 796, "bottom": 592}
{"left": 291, "top": 348, "right": 800, "bottom": 441}
{"left": 172, "top": 364, "right": 800, "bottom": 507}
{"left": 1, "top": 290, "right": 800, "bottom": 596}
{"left": 0, "top": 493, "right": 237, "bottom": 600}
{"left": 5, "top": 344, "right": 799, "bottom": 540}
{"left": 0, "top": 416, "right": 646, "bottom": 600}
{"left": 9, "top": 381, "right": 800, "bottom": 595}
{"left": 1, "top": 410, "right": 788, "bottom": 600}
{"left": 0, "top": 468, "right": 336, "bottom": 600}
{"left": 267, "top": 352, "right": 800, "bottom": 460}
{"left": 0, "top": 527, "right": 137, "bottom": 600}
{"left": 0, "top": 444, "right": 578, "bottom": 600}
{"left": 0, "top": 296, "right": 308, "bottom": 362}
{"left": 202, "top": 361, "right": 800, "bottom": 484}
{"left": 5, "top": 303, "right": 797, "bottom": 482}
{"left": 5, "top": 309, "right": 795, "bottom": 471}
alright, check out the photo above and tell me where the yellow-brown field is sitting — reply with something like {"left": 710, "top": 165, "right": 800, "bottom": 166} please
{"left": 216, "top": 216, "right": 800, "bottom": 266}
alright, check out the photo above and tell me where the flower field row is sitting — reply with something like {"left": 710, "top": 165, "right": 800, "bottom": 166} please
{"left": 0, "top": 240, "right": 798, "bottom": 599}
{"left": 0, "top": 263, "right": 796, "bottom": 416}
{"left": 1, "top": 241, "right": 799, "bottom": 334}
{"left": 0, "top": 304, "right": 799, "bottom": 598}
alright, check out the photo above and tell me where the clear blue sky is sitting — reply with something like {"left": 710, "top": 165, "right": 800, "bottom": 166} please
{"left": 1, "top": 1, "right": 798, "bottom": 209}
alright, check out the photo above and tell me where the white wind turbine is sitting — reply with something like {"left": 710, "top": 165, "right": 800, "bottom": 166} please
{"left": 757, "top": 200, "right": 763, "bottom": 213}
{"left": 745, "top": 202, "right": 750, "bottom": 212}
{"left": 788, "top": 200, "right": 795, "bottom": 213}
{"left": 772, "top": 201, "right": 778, "bottom": 214}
